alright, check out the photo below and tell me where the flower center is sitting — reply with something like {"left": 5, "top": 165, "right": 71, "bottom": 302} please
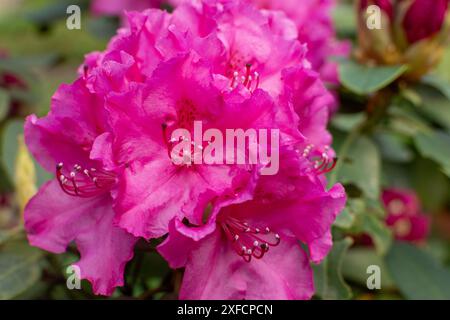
{"left": 301, "top": 144, "right": 337, "bottom": 175}
{"left": 219, "top": 216, "right": 280, "bottom": 262}
{"left": 56, "top": 163, "right": 116, "bottom": 198}
{"left": 388, "top": 199, "right": 405, "bottom": 216}
{"left": 393, "top": 218, "right": 412, "bottom": 238}
{"left": 161, "top": 124, "right": 203, "bottom": 167}
{"left": 229, "top": 63, "right": 260, "bottom": 92}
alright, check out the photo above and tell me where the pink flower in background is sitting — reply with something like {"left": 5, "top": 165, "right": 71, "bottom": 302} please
{"left": 24, "top": 79, "right": 138, "bottom": 295}
{"left": 251, "top": 0, "right": 350, "bottom": 89}
{"left": 158, "top": 150, "right": 346, "bottom": 299}
{"left": 382, "top": 189, "right": 430, "bottom": 243}
{"left": 91, "top": 0, "right": 165, "bottom": 16}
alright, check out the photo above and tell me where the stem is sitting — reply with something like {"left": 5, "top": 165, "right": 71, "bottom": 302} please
{"left": 328, "top": 87, "right": 395, "bottom": 187}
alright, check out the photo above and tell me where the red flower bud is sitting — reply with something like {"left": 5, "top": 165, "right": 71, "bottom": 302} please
{"left": 403, "top": 0, "right": 449, "bottom": 44}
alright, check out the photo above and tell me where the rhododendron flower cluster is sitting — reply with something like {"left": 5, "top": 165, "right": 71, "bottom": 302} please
{"left": 24, "top": 0, "right": 345, "bottom": 299}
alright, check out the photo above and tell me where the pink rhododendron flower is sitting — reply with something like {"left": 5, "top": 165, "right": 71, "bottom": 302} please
{"left": 24, "top": 78, "right": 138, "bottom": 295}
{"left": 382, "top": 189, "right": 430, "bottom": 243}
{"left": 83, "top": 0, "right": 336, "bottom": 239}
{"left": 91, "top": 0, "right": 168, "bottom": 16}
{"left": 24, "top": 0, "right": 345, "bottom": 298}
{"left": 250, "top": 0, "right": 351, "bottom": 88}
{"left": 158, "top": 149, "right": 346, "bottom": 299}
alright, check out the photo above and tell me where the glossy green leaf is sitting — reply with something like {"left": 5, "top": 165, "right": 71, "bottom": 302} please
{"left": 414, "top": 130, "right": 450, "bottom": 177}
{"left": 313, "top": 238, "right": 353, "bottom": 300}
{"left": 331, "top": 112, "right": 366, "bottom": 132}
{"left": 0, "top": 242, "right": 43, "bottom": 299}
{"left": 386, "top": 242, "right": 450, "bottom": 300}
{"left": 413, "top": 158, "right": 449, "bottom": 212}
{"left": 337, "top": 136, "right": 381, "bottom": 199}
{"left": 0, "top": 89, "right": 10, "bottom": 122}
{"left": 422, "top": 75, "right": 450, "bottom": 101}
{"left": 414, "top": 85, "right": 450, "bottom": 131}
{"left": 339, "top": 60, "right": 407, "bottom": 95}
{"left": 342, "top": 247, "right": 396, "bottom": 290}
{"left": 374, "top": 132, "right": 413, "bottom": 163}
{"left": 359, "top": 211, "right": 392, "bottom": 256}
{"left": 334, "top": 206, "right": 356, "bottom": 229}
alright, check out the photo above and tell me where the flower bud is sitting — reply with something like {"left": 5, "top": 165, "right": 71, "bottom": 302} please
{"left": 356, "top": 0, "right": 450, "bottom": 80}
{"left": 402, "top": 0, "right": 448, "bottom": 44}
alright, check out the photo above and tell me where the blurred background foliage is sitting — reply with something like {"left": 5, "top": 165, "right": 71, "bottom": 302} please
{"left": 0, "top": 0, "right": 449, "bottom": 300}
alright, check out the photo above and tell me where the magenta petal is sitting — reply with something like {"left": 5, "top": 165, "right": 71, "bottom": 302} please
{"left": 24, "top": 78, "right": 106, "bottom": 172}
{"left": 157, "top": 218, "right": 199, "bottom": 269}
{"left": 90, "top": 132, "right": 116, "bottom": 170}
{"left": 25, "top": 180, "right": 137, "bottom": 295}
{"left": 179, "top": 232, "right": 314, "bottom": 300}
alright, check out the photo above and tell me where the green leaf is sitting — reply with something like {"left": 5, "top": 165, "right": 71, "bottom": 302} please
{"left": 337, "top": 136, "right": 381, "bottom": 199}
{"left": 333, "top": 3, "right": 356, "bottom": 38}
{"left": 342, "top": 247, "right": 396, "bottom": 290}
{"left": 414, "top": 130, "right": 450, "bottom": 177}
{"left": 0, "top": 89, "right": 10, "bottom": 122}
{"left": 414, "top": 85, "right": 450, "bottom": 131}
{"left": 25, "top": 0, "right": 89, "bottom": 26}
{"left": 87, "top": 17, "right": 120, "bottom": 39}
{"left": 412, "top": 158, "right": 449, "bottom": 212}
{"left": 422, "top": 75, "right": 450, "bottom": 101}
{"left": 359, "top": 211, "right": 392, "bottom": 256}
{"left": 1, "top": 119, "right": 23, "bottom": 183}
{"left": 334, "top": 206, "right": 356, "bottom": 229}
{"left": 339, "top": 60, "right": 407, "bottom": 95}
{"left": 313, "top": 237, "right": 353, "bottom": 300}
{"left": 374, "top": 132, "right": 413, "bottom": 163}
{"left": 0, "top": 242, "right": 43, "bottom": 299}
{"left": 331, "top": 112, "right": 366, "bottom": 132}
{"left": 342, "top": 199, "right": 392, "bottom": 255}
{"left": 386, "top": 242, "right": 450, "bottom": 300}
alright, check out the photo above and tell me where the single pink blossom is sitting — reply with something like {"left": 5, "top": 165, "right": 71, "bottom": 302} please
{"left": 382, "top": 189, "right": 430, "bottom": 242}
{"left": 91, "top": 0, "right": 165, "bottom": 16}
{"left": 158, "top": 149, "right": 346, "bottom": 299}
{"left": 24, "top": 78, "right": 138, "bottom": 296}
